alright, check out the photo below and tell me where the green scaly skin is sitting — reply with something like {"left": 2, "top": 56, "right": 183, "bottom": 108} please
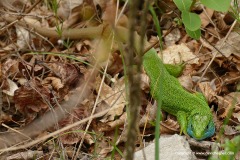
{"left": 143, "top": 48, "right": 215, "bottom": 140}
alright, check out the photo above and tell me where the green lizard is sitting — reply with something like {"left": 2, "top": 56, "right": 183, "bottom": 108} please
{"left": 143, "top": 48, "right": 215, "bottom": 140}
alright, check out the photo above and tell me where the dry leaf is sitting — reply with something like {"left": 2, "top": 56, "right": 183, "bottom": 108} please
{"left": 95, "top": 76, "right": 126, "bottom": 123}
{"left": 98, "top": 112, "right": 126, "bottom": 132}
{"left": 42, "top": 77, "right": 64, "bottom": 91}
{"left": 17, "top": 78, "right": 27, "bottom": 85}
{"left": 199, "top": 8, "right": 214, "bottom": 28}
{"left": 160, "top": 117, "right": 180, "bottom": 134}
{"left": 0, "top": 111, "right": 12, "bottom": 123}
{"left": 0, "top": 0, "right": 28, "bottom": 11}
{"left": 214, "top": 32, "right": 240, "bottom": 57}
{"left": 90, "top": 136, "right": 112, "bottom": 158}
{"left": 48, "top": 63, "right": 81, "bottom": 87}
{"left": 139, "top": 102, "right": 157, "bottom": 128}
{"left": 162, "top": 43, "right": 199, "bottom": 64}
{"left": 141, "top": 73, "right": 150, "bottom": 92}
{"left": 223, "top": 125, "right": 238, "bottom": 136}
{"left": 2, "top": 79, "right": 18, "bottom": 96}
{"left": 178, "top": 75, "right": 193, "bottom": 91}
{"left": 57, "top": 98, "right": 92, "bottom": 145}
{"left": 198, "top": 82, "right": 217, "bottom": 103}
{"left": 16, "top": 25, "right": 29, "bottom": 49}
{"left": 2, "top": 59, "right": 19, "bottom": 76}
{"left": 57, "top": 0, "right": 83, "bottom": 20}
{"left": 60, "top": 131, "right": 81, "bottom": 145}
{"left": 232, "top": 113, "right": 240, "bottom": 123}
{"left": 14, "top": 78, "right": 50, "bottom": 118}
{"left": 76, "top": 40, "right": 93, "bottom": 54}
{"left": 164, "top": 28, "right": 181, "bottom": 46}
{"left": 217, "top": 92, "right": 240, "bottom": 120}
{"left": 215, "top": 12, "right": 230, "bottom": 32}
{"left": 108, "top": 52, "right": 123, "bottom": 75}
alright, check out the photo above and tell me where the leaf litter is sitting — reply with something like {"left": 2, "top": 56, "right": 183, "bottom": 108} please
{"left": 0, "top": 0, "right": 239, "bottom": 159}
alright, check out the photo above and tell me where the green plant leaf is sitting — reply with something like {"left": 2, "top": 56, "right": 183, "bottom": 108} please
{"left": 185, "top": 28, "right": 201, "bottom": 40}
{"left": 182, "top": 11, "right": 201, "bottom": 31}
{"left": 173, "top": 0, "right": 192, "bottom": 11}
{"left": 200, "top": 0, "right": 231, "bottom": 12}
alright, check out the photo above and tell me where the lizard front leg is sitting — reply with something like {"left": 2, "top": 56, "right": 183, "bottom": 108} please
{"left": 176, "top": 111, "right": 188, "bottom": 135}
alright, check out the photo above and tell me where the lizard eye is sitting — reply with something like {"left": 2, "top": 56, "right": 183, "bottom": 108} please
{"left": 206, "top": 121, "right": 215, "bottom": 135}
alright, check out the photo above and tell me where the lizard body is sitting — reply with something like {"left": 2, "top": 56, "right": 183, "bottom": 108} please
{"left": 143, "top": 48, "right": 215, "bottom": 140}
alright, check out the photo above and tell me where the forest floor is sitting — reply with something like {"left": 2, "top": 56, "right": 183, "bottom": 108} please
{"left": 0, "top": 0, "right": 240, "bottom": 159}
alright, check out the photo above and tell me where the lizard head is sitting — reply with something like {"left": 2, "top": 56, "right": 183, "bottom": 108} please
{"left": 187, "top": 113, "right": 215, "bottom": 140}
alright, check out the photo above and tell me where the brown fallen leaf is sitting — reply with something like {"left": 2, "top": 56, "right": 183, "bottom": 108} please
{"left": 215, "top": 12, "right": 231, "bottom": 33}
{"left": 47, "top": 63, "right": 81, "bottom": 87}
{"left": 42, "top": 76, "right": 64, "bottom": 91}
{"left": 76, "top": 39, "right": 94, "bottom": 55}
{"left": 14, "top": 78, "right": 51, "bottom": 121}
{"left": 162, "top": 43, "right": 199, "bottom": 64}
{"left": 16, "top": 25, "right": 30, "bottom": 50}
{"left": 0, "top": 111, "right": 12, "bottom": 124}
{"left": 98, "top": 112, "right": 126, "bottom": 132}
{"left": 139, "top": 102, "right": 157, "bottom": 128}
{"left": 214, "top": 32, "right": 240, "bottom": 58}
{"left": 107, "top": 51, "right": 123, "bottom": 75}
{"left": 2, "top": 58, "right": 19, "bottom": 77}
{"left": 178, "top": 75, "right": 194, "bottom": 92}
{"left": 163, "top": 28, "right": 181, "bottom": 46}
{"left": 57, "top": 100, "right": 92, "bottom": 145}
{"left": 95, "top": 76, "right": 126, "bottom": 123}
{"left": 199, "top": 8, "right": 214, "bottom": 28}
{"left": 160, "top": 116, "right": 180, "bottom": 135}
{"left": 2, "top": 78, "right": 19, "bottom": 96}
{"left": 217, "top": 92, "right": 240, "bottom": 123}
{"left": 141, "top": 73, "right": 150, "bottom": 93}
{"left": 57, "top": 0, "right": 82, "bottom": 20}
{"left": 198, "top": 81, "right": 217, "bottom": 103}
{"left": 223, "top": 125, "right": 238, "bottom": 136}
